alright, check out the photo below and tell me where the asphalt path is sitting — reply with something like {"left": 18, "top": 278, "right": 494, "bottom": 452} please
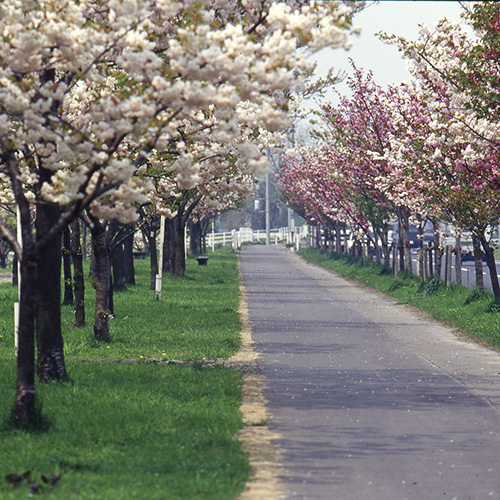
{"left": 239, "top": 246, "right": 500, "bottom": 500}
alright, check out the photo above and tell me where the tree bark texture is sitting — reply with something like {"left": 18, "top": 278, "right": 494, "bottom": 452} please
{"left": 62, "top": 227, "right": 74, "bottom": 305}
{"left": 90, "top": 217, "right": 111, "bottom": 340}
{"left": 455, "top": 237, "right": 462, "bottom": 287}
{"left": 480, "top": 235, "right": 500, "bottom": 300}
{"left": 472, "top": 234, "right": 485, "bottom": 292}
{"left": 12, "top": 254, "right": 18, "bottom": 286}
{"left": 35, "top": 200, "right": 67, "bottom": 382}
{"left": 147, "top": 229, "right": 158, "bottom": 290}
{"left": 190, "top": 220, "right": 202, "bottom": 256}
{"left": 110, "top": 220, "right": 126, "bottom": 292}
{"left": 174, "top": 213, "right": 186, "bottom": 277}
{"left": 123, "top": 224, "right": 135, "bottom": 285}
{"left": 433, "top": 223, "right": 443, "bottom": 278}
{"left": 163, "top": 217, "right": 176, "bottom": 274}
{"left": 71, "top": 219, "right": 85, "bottom": 327}
{"left": 15, "top": 249, "right": 37, "bottom": 424}
{"left": 417, "top": 222, "right": 425, "bottom": 280}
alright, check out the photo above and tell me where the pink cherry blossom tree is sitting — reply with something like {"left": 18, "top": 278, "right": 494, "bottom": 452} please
{"left": 383, "top": 17, "right": 500, "bottom": 296}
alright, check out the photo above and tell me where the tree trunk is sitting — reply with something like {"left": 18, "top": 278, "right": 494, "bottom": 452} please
{"left": 71, "top": 219, "right": 85, "bottom": 327}
{"left": 0, "top": 248, "right": 6, "bottom": 268}
{"left": 428, "top": 242, "right": 434, "bottom": 278}
{"left": 90, "top": 216, "right": 111, "bottom": 340}
{"left": 480, "top": 235, "right": 500, "bottom": 300}
{"left": 201, "top": 220, "right": 208, "bottom": 254}
{"left": 472, "top": 234, "right": 484, "bottom": 292}
{"left": 111, "top": 220, "right": 126, "bottom": 292}
{"left": 398, "top": 221, "right": 404, "bottom": 272}
{"left": 123, "top": 224, "right": 135, "bottom": 285}
{"left": 417, "top": 220, "right": 425, "bottom": 280}
{"left": 163, "top": 217, "right": 176, "bottom": 274}
{"left": 147, "top": 228, "right": 158, "bottom": 290}
{"left": 174, "top": 213, "right": 186, "bottom": 277}
{"left": 82, "top": 222, "right": 88, "bottom": 260}
{"left": 16, "top": 250, "right": 37, "bottom": 424}
{"left": 433, "top": 223, "right": 443, "bottom": 278}
{"left": 62, "top": 227, "right": 73, "bottom": 305}
{"left": 397, "top": 207, "right": 412, "bottom": 273}
{"left": 12, "top": 254, "right": 18, "bottom": 286}
{"left": 334, "top": 222, "right": 341, "bottom": 254}
{"left": 89, "top": 243, "right": 97, "bottom": 278}
{"left": 455, "top": 237, "right": 462, "bottom": 287}
{"left": 190, "top": 220, "right": 203, "bottom": 256}
{"left": 36, "top": 200, "right": 67, "bottom": 382}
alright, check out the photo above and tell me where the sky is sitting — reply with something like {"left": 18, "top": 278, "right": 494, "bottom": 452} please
{"left": 305, "top": 1, "right": 470, "bottom": 106}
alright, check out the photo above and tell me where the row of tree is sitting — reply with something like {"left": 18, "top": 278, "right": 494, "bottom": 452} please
{"left": 0, "top": 1, "right": 361, "bottom": 424}
{"left": 279, "top": 2, "right": 500, "bottom": 296}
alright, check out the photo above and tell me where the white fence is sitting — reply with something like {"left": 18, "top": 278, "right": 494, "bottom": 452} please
{"left": 204, "top": 226, "right": 309, "bottom": 251}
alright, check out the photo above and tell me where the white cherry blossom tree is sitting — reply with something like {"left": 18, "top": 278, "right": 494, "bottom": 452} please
{"left": 0, "top": 0, "right": 359, "bottom": 424}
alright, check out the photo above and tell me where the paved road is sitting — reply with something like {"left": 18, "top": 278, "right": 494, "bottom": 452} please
{"left": 239, "top": 246, "right": 500, "bottom": 500}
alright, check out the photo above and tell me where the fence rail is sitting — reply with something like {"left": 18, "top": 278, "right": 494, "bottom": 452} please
{"left": 204, "top": 226, "right": 309, "bottom": 251}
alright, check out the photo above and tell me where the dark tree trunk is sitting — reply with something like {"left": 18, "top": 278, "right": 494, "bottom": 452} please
{"left": 417, "top": 221, "right": 425, "bottom": 280}
{"left": 109, "top": 270, "right": 114, "bottom": 316}
{"left": 480, "top": 235, "right": 500, "bottom": 300}
{"left": 201, "top": 218, "right": 210, "bottom": 255}
{"left": 472, "top": 234, "right": 484, "bottom": 292}
{"left": 89, "top": 243, "right": 97, "bottom": 278}
{"left": 16, "top": 249, "right": 37, "bottom": 424}
{"left": 111, "top": 220, "right": 126, "bottom": 292}
{"left": 163, "top": 217, "right": 176, "bottom": 274}
{"left": 147, "top": 229, "right": 158, "bottom": 290}
{"left": 71, "top": 219, "right": 85, "bottom": 327}
{"left": 433, "top": 223, "right": 443, "bottom": 278}
{"left": 397, "top": 219, "right": 404, "bottom": 272}
{"left": 455, "top": 237, "right": 462, "bottom": 287}
{"left": 82, "top": 222, "right": 88, "bottom": 260}
{"left": 174, "top": 213, "right": 186, "bottom": 277}
{"left": 397, "top": 207, "right": 412, "bottom": 273}
{"left": 334, "top": 222, "right": 341, "bottom": 254}
{"left": 89, "top": 216, "right": 111, "bottom": 340}
{"left": 123, "top": 224, "right": 135, "bottom": 285}
{"left": 190, "top": 220, "right": 203, "bottom": 256}
{"left": 428, "top": 242, "right": 434, "bottom": 278}
{"left": 12, "top": 254, "right": 18, "bottom": 286}
{"left": 62, "top": 227, "right": 73, "bottom": 305}
{"left": 35, "top": 200, "right": 67, "bottom": 382}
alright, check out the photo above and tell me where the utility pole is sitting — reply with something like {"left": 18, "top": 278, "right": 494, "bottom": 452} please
{"left": 155, "top": 215, "right": 165, "bottom": 301}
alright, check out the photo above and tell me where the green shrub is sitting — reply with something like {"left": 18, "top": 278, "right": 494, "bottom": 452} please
{"left": 418, "top": 275, "right": 444, "bottom": 296}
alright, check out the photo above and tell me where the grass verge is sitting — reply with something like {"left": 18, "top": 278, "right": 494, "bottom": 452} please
{"left": 298, "top": 247, "right": 500, "bottom": 350}
{"left": 0, "top": 248, "right": 249, "bottom": 499}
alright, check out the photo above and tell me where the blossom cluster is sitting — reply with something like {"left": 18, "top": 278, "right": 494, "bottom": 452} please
{"left": 0, "top": 0, "right": 358, "bottom": 250}
{"left": 280, "top": 6, "right": 500, "bottom": 258}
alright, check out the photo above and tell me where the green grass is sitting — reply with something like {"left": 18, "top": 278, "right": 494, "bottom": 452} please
{"left": 299, "top": 247, "right": 500, "bottom": 350}
{"left": 0, "top": 248, "right": 249, "bottom": 499}
{"left": 1, "top": 249, "right": 241, "bottom": 362}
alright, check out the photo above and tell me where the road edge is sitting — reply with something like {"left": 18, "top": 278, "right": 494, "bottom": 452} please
{"left": 233, "top": 257, "right": 286, "bottom": 500}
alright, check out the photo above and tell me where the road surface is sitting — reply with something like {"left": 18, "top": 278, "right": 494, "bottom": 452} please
{"left": 240, "top": 246, "right": 500, "bottom": 500}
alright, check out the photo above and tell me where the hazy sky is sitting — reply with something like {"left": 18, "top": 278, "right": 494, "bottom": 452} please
{"left": 307, "top": 1, "right": 470, "bottom": 105}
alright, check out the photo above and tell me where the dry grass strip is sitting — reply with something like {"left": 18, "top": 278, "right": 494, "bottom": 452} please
{"left": 233, "top": 264, "right": 287, "bottom": 500}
